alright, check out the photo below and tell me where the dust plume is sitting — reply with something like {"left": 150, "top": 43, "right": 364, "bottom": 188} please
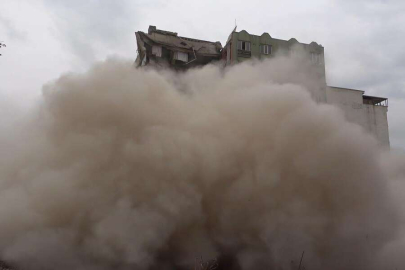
{"left": 0, "top": 57, "right": 404, "bottom": 270}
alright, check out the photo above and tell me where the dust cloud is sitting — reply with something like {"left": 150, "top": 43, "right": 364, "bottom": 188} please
{"left": 0, "top": 57, "right": 404, "bottom": 270}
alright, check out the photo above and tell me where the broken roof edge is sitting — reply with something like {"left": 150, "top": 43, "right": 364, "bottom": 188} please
{"left": 177, "top": 35, "right": 222, "bottom": 46}
{"left": 148, "top": 25, "right": 177, "bottom": 36}
{"left": 136, "top": 31, "right": 222, "bottom": 56}
{"left": 144, "top": 26, "right": 222, "bottom": 46}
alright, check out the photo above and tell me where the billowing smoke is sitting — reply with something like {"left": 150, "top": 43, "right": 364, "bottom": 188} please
{"left": 0, "top": 57, "right": 404, "bottom": 270}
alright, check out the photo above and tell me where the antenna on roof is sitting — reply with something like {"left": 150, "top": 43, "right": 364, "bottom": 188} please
{"left": 233, "top": 19, "right": 237, "bottom": 32}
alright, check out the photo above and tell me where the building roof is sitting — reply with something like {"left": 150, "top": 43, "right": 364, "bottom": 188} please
{"left": 329, "top": 86, "right": 365, "bottom": 93}
{"left": 230, "top": 29, "right": 323, "bottom": 48}
{"left": 329, "top": 86, "right": 388, "bottom": 106}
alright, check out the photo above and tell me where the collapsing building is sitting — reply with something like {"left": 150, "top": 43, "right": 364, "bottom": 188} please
{"left": 135, "top": 26, "right": 389, "bottom": 146}
{"left": 135, "top": 26, "right": 222, "bottom": 69}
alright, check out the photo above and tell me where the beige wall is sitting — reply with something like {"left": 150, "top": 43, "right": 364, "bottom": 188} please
{"left": 326, "top": 87, "right": 390, "bottom": 146}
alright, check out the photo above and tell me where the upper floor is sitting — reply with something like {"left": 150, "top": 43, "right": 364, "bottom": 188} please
{"left": 223, "top": 29, "right": 324, "bottom": 62}
{"left": 135, "top": 26, "right": 222, "bottom": 69}
{"left": 222, "top": 29, "right": 326, "bottom": 81}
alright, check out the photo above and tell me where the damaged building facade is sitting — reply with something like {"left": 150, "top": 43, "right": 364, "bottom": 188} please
{"left": 135, "top": 26, "right": 222, "bottom": 69}
{"left": 135, "top": 26, "right": 390, "bottom": 146}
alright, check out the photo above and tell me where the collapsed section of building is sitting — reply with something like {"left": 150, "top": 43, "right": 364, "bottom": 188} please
{"left": 135, "top": 26, "right": 390, "bottom": 146}
{"left": 135, "top": 26, "right": 222, "bottom": 69}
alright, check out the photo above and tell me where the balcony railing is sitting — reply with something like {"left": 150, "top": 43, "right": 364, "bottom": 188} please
{"left": 237, "top": 49, "right": 251, "bottom": 58}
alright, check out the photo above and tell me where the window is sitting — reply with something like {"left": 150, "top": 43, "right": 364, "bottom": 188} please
{"left": 290, "top": 48, "right": 299, "bottom": 57}
{"left": 260, "top": 44, "right": 271, "bottom": 55}
{"left": 237, "top": 40, "right": 251, "bottom": 51}
{"left": 174, "top": 51, "right": 188, "bottom": 62}
{"left": 311, "top": 52, "right": 323, "bottom": 65}
{"left": 152, "top": 46, "right": 162, "bottom": 57}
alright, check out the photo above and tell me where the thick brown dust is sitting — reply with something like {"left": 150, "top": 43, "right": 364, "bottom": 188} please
{"left": 0, "top": 58, "right": 404, "bottom": 270}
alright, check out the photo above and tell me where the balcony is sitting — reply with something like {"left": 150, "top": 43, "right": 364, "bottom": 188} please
{"left": 363, "top": 95, "right": 388, "bottom": 106}
{"left": 237, "top": 49, "right": 251, "bottom": 58}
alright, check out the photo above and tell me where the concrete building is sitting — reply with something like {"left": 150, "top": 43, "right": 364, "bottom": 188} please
{"left": 135, "top": 26, "right": 222, "bottom": 69}
{"left": 222, "top": 29, "right": 325, "bottom": 77}
{"left": 222, "top": 29, "right": 328, "bottom": 103}
{"left": 327, "top": 86, "right": 389, "bottom": 145}
{"left": 135, "top": 26, "right": 390, "bottom": 146}
{"left": 221, "top": 28, "right": 390, "bottom": 146}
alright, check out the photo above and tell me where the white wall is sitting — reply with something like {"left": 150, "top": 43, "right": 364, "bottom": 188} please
{"left": 326, "top": 87, "right": 390, "bottom": 146}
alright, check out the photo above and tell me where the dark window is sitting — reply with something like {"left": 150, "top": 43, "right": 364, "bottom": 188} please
{"left": 260, "top": 44, "right": 272, "bottom": 55}
{"left": 238, "top": 41, "right": 251, "bottom": 51}
{"left": 311, "top": 52, "right": 323, "bottom": 65}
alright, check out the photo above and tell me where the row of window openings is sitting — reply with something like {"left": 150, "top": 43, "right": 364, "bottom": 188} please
{"left": 152, "top": 46, "right": 189, "bottom": 62}
{"left": 153, "top": 43, "right": 322, "bottom": 64}
{"left": 237, "top": 41, "right": 272, "bottom": 55}
{"left": 238, "top": 41, "right": 323, "bottom": 64}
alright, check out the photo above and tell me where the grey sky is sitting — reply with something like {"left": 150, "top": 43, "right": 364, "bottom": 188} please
{"left": 1, "top": 0, "right": 404, "bottom": 149}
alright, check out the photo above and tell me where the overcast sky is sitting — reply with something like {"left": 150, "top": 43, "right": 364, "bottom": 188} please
{"left": 1, "top": 0, "right": 404, "bottom": 149}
